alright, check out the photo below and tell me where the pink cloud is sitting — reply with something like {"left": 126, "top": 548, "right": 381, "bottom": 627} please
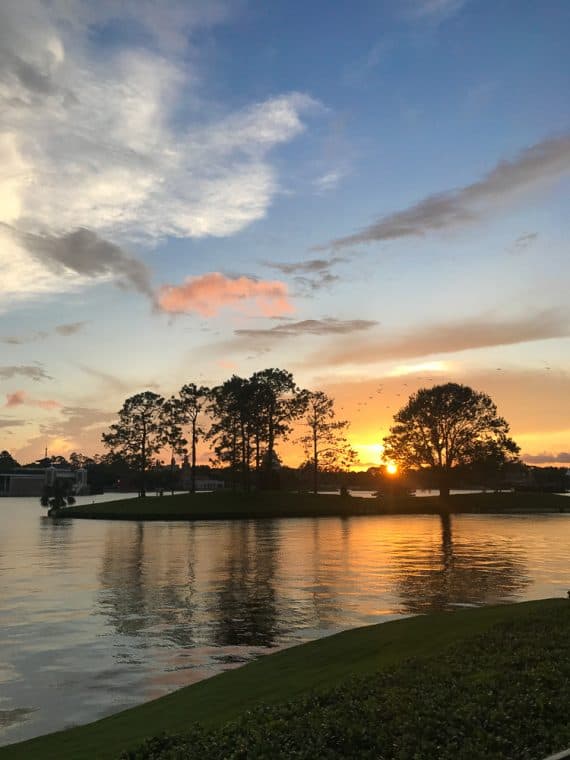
{"left": 6, "top": 390, "right": 26, "bottom": 407}
{"left": 35, "top": 399, "right": 62, "bottom": 410}
{"left": 158, "top": 272, "right": 294, "bottom": 317}
{"left": 5, "top": 390, "right": 61, "bottom": 410}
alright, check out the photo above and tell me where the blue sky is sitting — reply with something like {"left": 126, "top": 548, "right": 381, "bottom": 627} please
{"left": 0, "top": 0, "right": 568, "bottom": 466}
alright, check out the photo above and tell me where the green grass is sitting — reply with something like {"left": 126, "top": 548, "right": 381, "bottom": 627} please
{"left": 60, "top": 489, "right": 570, "bottom": 521}
{"left": 1, "top": 599, "right": 567, "bottom": 760}
{"left": 122, "top": 600, "right": 570, "bottom": 760}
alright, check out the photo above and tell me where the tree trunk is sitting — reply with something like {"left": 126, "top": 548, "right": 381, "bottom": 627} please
{"left": 438, "top": 468, "right": 450, "bottom": 501}
{"left": 313, "top": 426, "right": 318, "bottom": 495}
{"left": 191, "top": 418, "right": 197, "bottom": 494}
{"left": 140, "top": 425, "right": 147, "bottom": 497}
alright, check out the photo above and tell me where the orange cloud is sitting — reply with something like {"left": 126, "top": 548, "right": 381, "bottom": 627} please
{"left": 158, "top": 273, "right": 294, "bottom": 317}
{"left": 5, "top": 390, "right": 61, "bottom": 410}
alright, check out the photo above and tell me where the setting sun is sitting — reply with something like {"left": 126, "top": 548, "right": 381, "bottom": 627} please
{"left": 386, "top": 462, "right": 398, "bottom": 475}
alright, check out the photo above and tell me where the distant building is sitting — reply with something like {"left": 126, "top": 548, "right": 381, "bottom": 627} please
{"left": 0, "top": 467, "right": 88, "bottom": 497}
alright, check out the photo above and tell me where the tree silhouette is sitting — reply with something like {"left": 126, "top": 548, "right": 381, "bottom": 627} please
{"left": 298, "top": 391, "right": 357, "bottom": 494}
{"left": 0, "top": 450, "right": 20, "bottom": 472}
{"left": 102, "top": 391, "right": 165, "bottom": 496}
{"left": 178, "top": 383, "right": 209, "bottom": 493}
{"left": 383, "top": 383, "right": 519, "bottom": 498}
{"left": 160, "top": 397, "right": 188, "bottom": 494}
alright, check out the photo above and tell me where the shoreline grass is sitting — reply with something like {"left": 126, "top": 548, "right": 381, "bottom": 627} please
{"left": 0, "top": 599, "right": 567, "bottom": 760}
{"left": 59, "top": 489, "right": 570, "bottom": 521}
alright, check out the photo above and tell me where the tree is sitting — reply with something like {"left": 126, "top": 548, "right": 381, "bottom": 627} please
{"left": 383, "top": 383, "right": 519, "bottom": 498}
{"left": 250, "top": 368, "right": 304, "bottom": 489}
{"left": 160, "top": 397, "right": 188, "bottom": 494}
{"left": 298, "top": 390, "right": 358, "bottom": 494}
{"left": 207, "top": 376, "right": 257, "bottom": 491}
{"left": 0, "top": 450, "right": 19, "bottom": 472}
{"left": 102, "top": 391, "right": 165, "bottom": 497}
{"left": 69, "top": 452, "right": 95, "bottom": 469}
{"left": 178, "top": 383, "right": 209, "bottom": 493}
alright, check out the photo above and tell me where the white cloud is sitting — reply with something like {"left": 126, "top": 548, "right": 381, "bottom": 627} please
{"left": 0, "top": 1, "right": 319, "bottom": 302}
{"left": 313, "top": 169, "right": 345, "bottom": 193}
{"left": 405, "top": 0, "right": 466, "bottom": 21}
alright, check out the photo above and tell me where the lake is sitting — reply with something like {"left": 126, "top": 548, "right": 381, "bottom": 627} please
{"left": 1, "top": 494, "right": 568, "bottom": 747}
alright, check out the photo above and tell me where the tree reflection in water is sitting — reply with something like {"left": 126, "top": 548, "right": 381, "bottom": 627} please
{"left": 211, "top": 520, "right": 281, "bottom": 647}
{"left": 98, "top": 522, "right": 198, "bottom": 648}
{"left": 396, "top": 514, "right": 531, "bottom": 614}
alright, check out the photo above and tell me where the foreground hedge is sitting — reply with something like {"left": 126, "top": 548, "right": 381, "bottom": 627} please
{"left": 123, "top": 603, "right": 570, "bottom": 760}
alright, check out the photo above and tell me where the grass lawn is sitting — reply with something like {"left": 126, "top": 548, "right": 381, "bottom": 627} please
{"left": 1, "top": 599, "right": 567, "bottom": 760}
{"left": 60, "top": 489, "right": 570, "bottom": 521}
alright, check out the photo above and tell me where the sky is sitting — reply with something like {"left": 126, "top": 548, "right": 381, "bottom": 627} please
{"left": 0, "top": 0, "right": 569, "bottom": 468}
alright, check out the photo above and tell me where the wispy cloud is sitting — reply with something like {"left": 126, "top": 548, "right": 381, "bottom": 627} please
{"left": 158, "top": 273, "right": 294, "bottom": 318}
{"left": 341, "top": 40, "right": 390, "bottom": 88}
{"left": 13, "top": 404, "right": 115, "bottom": 461}
{"left": 265, "top": 256, "right": 346, "bottom": 275}
{"left": 304, "top": 310, "right": 570, "bottom": 367}
{"left": 0, "top": 417, "right": 26, "bottom": 429}
{"left": 1, "top": 322, "right": 87, "bottom": 345}
{"left": 55, "top": 322, "right": 87, "bottom": 336}
{"left": 313, "top": 170, "right": 345, "bottom": 193}
{"left": 508, "top": 232, "right": 538, "bottom": 255}
{"left": 9, "top": 226, "right": 154, "bottom": 297}
{"left": 0, "top": 1, "right": 320, "bottom": 303}
{"left": 5, "top": 390, "right": 61, "bottom": 409}
{"left": 318, "top": 134, "right": 570, "bottom": 250}
{"left": 264, "top": 256, "right": 345, "bottom": 294}
{"left": 523, "top": 451, "right": 570, "bottom": 465}
{"left": 403, "top": 0, "right": 467, "bottom": 21}
{"left": 235, "top": 318, "right": 378, "bottom": 340}
{"left": 0, "top": 363, "right": 52, "bottom": 382}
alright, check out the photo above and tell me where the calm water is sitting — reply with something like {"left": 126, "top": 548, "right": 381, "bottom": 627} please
{"left": 0, "top": 495, "right": 569, "bottom": 747}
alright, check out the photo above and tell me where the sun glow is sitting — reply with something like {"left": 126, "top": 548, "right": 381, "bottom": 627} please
{"left": 386, "top": 462, "right": 398, "bottom": 475}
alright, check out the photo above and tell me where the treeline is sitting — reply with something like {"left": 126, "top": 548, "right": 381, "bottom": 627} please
{"left": 101, "top": 368, "right": 356, "bottom": 495}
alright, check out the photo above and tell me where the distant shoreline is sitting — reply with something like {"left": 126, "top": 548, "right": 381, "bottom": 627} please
{"left": 56, "top": 490, "right": 570, "bottom": 521}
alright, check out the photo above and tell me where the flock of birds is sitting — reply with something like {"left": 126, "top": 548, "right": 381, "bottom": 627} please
{"left": 340, "top": 362, "right": 554, "bottom": 418}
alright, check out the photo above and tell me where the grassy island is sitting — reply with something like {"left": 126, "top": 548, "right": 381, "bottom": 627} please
{"left": 1, "top": 599, "right": 568, "bottom": 760}
{"left": 58, "top": 489, "right": 570, "bottom": 521}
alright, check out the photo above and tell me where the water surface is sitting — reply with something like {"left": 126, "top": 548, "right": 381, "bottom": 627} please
{"left": 0, "top": 495, "right": 568, "bottom": 746}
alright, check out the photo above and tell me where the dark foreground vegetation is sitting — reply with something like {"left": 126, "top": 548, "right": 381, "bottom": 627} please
{"left": 61, "top": 489, "right": 570, "bottom": 520}
{"left": 124, "top": 600, "right": 570, "bottom": 760}
{"left": 1, "top": 600, "right": 567, "bottom": 760}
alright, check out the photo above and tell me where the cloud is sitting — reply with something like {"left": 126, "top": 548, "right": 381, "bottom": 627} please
{"left": 0, "top": 363, "right": 52, "bottom": 382}
{"left": 158, "top": 273, "right": 294, "bottom": 317}
{"left": 1, "top": 331, "right": 49, "bottom": 345}
{"left": 6, "top": 226, "right": 153, "bottom": 297}
{"left": 522, "top": 452, "right": 570, "bottom": 465}
{"left": 404, "top": 0, "right": 467, "bottom": 21}
{"left": 235, "top": 318, "right": 378, "bottom": 340}
{"left": 5, "top": 390, "right": 61, "bottom": 409}
{"left": 509, "top": 232, "right": 538, "bottom": 255}
{"left": 265, "top": 256, "right": 345, "bottom": 275}
{"left": 264, "top": 256, "right": 345, "bottom": 294}
{"left": 4, "top": 391, "right": 26, "bottom": 407}
{"left": 0, "top": 417, "right": 26, "bottom": 429}
{"left": 14, "top": 404, "right": 115, "bottom": 461}
{"left": 54, "top": 321, "right": 87, "bottom": 336}
{"left": 1, "top": 321, "right": 87, "bottom": 345}
{"left": 319, "top": 134, "right": 570, "bottom": 250}
{"left": 0, "top": 1, "right": 320, "bottom": 302}
{"left": 341, "top": 41, "right": 390, "bottom": 88}
{"left": 313, "top": 170, "right": 345, "bottom": 193}
{"left": 304, "top": 310, "right": 570, "bottom": 367}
